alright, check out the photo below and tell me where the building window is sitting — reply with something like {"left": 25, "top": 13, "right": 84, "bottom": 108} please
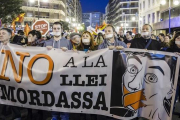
{"left": 152, "top": 0, "right": 154, "bottom": 4}
{"left": 148, "top": 14, "right": 151, "bottom": 23}
{"left": 152, "top": 13, "right": 155, "bottom": 23}
{"left": 143, "top": 16, "right": 145, "bottom": 24}
{"left": 143, "top": 1, "right": 145, "bottom": 9}
{"left": 157, "top": 11, "right": 160, "bottom": 22}
{"left": 148, "top": 0, "right": 150, "bottom": 7}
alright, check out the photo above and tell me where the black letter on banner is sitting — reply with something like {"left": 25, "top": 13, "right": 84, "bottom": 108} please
{"left": 82, "top": 56, "right": 93, "bottom": 67}
{"left": 17, "top": 88, "right": 27, "bottom": 104}
{"left": 0, "top": 85, "right": 16, "bottom": 102}
{"left": 55, "top": 91, "right": 70, "bottom": 108}
{"left": 93, "top": 92, "right": 108, "bottom": 111}
{"left": 63, "top": 57, "right": 77, "bottom": 68}
{"left": 86, "top": 75, "right": 98, "bottom": 86}
{"left": 28, "top": 90, "right": 42, "bottom": 106}
{"left": 73, "top": 75, "right": 85, "bottom": 86}
{"left": 99, "top": 74, "right": 107, "bottom": 86}
{"left": 60, "top": 75, "right": 72, "bottom": 86}
{"left": 83, "top": 92, "right": 93, "bottom": 109}
{"left": 42, "top": 91, "right": 55, "bottom": 107}
{"left": 71, "top": 92, "right": 81, "bottom": 109}
{"left": 94, "top": 55, "right": 107, "bottom": 67}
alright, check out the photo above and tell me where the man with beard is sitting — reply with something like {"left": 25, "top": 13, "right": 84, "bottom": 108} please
{"left": 43, "top": 22, "right": 72, "bottom": 51}
{"left": 98, "top": 24, "right": 127, "bottom": 50}
{"left": 130, "top": 24, "right": 160, "bottom": 50}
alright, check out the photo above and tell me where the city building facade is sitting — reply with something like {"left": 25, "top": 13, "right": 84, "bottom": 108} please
{"left": 139, "top": 0, "right": 161, "bottom": 34}
{"left": 153, "top": 0, "right": 180, "bottom": 34}
{"left": 22, "top": 0, "right": 66, "bottom": 26}
{"left": 82, "top": 12, "right": 103, "bottom": 29}
{"left": 66, "top": 0, "right": 82, "bottom": 24}
{"left": 106, "top": 0, "right": 139, "bottom": 33}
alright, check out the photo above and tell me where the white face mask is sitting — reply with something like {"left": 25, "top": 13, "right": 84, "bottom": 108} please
{"left": 141, "top": 32, "right": 150, "bottom": 39}
{"left": 106, "top": 34, "right": 114, "bottom": 39}
{"left": 82, "top": 39, "right": 90, "bottom": 45}
{"left": 175, "top": 41, "right": 180, "bottom": 45}
{"left": 53, "top": 32, "right": 61, "bottom": 36}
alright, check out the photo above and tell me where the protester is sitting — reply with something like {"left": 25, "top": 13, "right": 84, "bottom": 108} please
{"left": 134, "top": 33, "right": 141, "bottom": 39}
{"left": 165, "top": 35, "right": 171, "bottom": 43}
{"left": 124, "top": 31, "right": 133, "bottom": 48}
{"left": 118, "top": 28, "right": 126, "bottom": 41}
{"left": 124, "top": 31, "right": 133, "bottom": 44}
{"left": 130, "top": 24, "right": 161, "bottom": 50}
{"left": 151, "top": 34, "right": 157, "bottom": 40}
{"left": 79, "top": 31, "right": 96, "bottom": 52}
{"left": 26, "top": 29, "right": 44, "bottom": 120}
{"left": 98, "top": 25, "right": 127, "bottom": 50}
{"left": 166, "top": 32, "right": 180, "bottom": 112}
{"left": 65, "top": 34, "right": 70, "bottom": 40}
{"left": 70, "top": 32, "right": 81, "bottom": 50}
{"left": 43, "top": 22, "right": 72, "bottom": 52}
{"left": 27, "top": 30, "right": 44, "bottom": 46}
{"left": 95, "top": 32, "right": 104, "bottom": 46}
{"left": 158, "top": 33, "right": 165, "bottom": 43}
{"left": 11, "top": 30, "right": 27, "bottom": 45}
{"left": 43, "top": 22, "right": 72, "bottom": 120}
{"left": 0, "top": 28, "right": 21, "bottom": 120}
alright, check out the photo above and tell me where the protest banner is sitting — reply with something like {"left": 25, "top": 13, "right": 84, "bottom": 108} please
{"left": 0, "top": 44, "right": 179, "bottom": 120}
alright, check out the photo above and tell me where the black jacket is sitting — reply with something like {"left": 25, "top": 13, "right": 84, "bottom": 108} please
{"left": 130, "top": 37, "right": 161, "bottom": 50}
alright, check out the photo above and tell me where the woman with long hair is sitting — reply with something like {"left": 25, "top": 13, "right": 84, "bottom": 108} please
{"left": 79, "top": 31, "right": 96, "bottom": 52}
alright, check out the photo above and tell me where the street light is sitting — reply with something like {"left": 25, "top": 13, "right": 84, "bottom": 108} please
{"left": 161, "top": 0, "right": 179, "bottom": 34}
{"left": 72, "top": 18, "right": 76, "bottom": 22}
{"left": 132, "top": 17, "right": 136, "bottom": 21}
{"left": 173, "top": 0, "right": 179, "bottom": 5}
{"left": 29, "top": 0, "right": 48, "bottom": 20}
{"left": 66, "top": 18, "right": 70, "bottom": 22}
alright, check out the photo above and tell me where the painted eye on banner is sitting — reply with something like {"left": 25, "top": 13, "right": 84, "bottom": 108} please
{"left": 127, "top": 65, "right": 138, "bottom": 74}
{"left": 145, "top": 73, "right": 158, "bottom": 83}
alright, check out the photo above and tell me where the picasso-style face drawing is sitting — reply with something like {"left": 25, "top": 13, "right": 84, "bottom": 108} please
{"left": 123, "top": 53, "right": 174, "bottom": 120}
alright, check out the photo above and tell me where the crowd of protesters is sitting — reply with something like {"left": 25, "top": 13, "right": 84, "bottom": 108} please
{"left": 0, "top": 22, "right": 180, "bottom": 120}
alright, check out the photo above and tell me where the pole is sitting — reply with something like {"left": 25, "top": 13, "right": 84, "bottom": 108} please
{"left": 125, "top": 14, "right": 126, "bottom": 32}
{"left": 38, "top": 0, "right": 40, "bottom": 20}
{"left": 169, "top": 0, "right": 171, "bottom": 34}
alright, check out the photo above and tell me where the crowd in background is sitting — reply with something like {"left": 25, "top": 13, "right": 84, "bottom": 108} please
{"left": 0, "top": 22, "right": 180, "bottom": 120}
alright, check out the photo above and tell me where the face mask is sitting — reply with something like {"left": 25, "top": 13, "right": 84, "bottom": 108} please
{"left": 82, "top": 39, "right": 90, "bottom": 45}
{"left": 53, "top": 32, "right": 61, "bottom": 36}
{"left": 175, "top": 41, "right": 180, "bottom": 45}
{"left": 106, "top": 34, "right": 114, "bottom": 39}
{"left": 141, "top": 32, "right": 150, "bottom": 39}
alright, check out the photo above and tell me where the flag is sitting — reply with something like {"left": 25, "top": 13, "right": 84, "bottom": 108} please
{"left": 98, "top": 21, "right": 107, "bottom": 31}
{"left": 24, "top": 23, "right": 31, "bottom": 36}
{"left": 132, "top": 28, "right": 136, "bottom": 34}
{"left": 11, "top": 22, "right": 16, "bottom": 31}
{"left": 95, "top": 24, "right": 98, "bottom": 32}
{"left": 0, "top": 19, "right": 2, "bottom": 27}
{"left": 13, "top": 13, "right": 25, "bottom": 23}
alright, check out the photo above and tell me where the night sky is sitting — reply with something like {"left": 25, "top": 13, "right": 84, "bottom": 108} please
{"left": 80, "top": 0, "right": 109, "bottom": 13}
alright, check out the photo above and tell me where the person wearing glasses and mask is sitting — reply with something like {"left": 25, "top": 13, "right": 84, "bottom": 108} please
{"left": 130, "top": 24, "right": 160, "bottom": 50}
{"left": 43, "top": 22, "right": 72, "bottom": 52}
